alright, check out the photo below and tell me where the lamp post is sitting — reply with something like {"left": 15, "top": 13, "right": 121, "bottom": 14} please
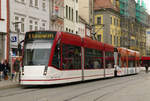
{"left": 114, "top": 48, "right": 118, "bottom": 77}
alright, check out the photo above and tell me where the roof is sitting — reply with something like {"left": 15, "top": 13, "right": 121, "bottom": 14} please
{"left": 94, "top": 0, "right": 119, "bottom": 12}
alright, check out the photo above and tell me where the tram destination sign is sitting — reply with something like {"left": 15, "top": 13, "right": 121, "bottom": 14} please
{"left": 26, "top": 31, "right": 56, "bottom": 41}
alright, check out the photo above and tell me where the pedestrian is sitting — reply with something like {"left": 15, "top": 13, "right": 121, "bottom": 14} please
{"left": 13, "top": 58, "right": 20, "bottom": 81}
{"left": 3, "top": 60, "right": 10, "bottom": 80}
{"left": 0, "top": 60, "right": 4, "bottom": 81}
{"left": 145, "top": 64, "right": 149, "bottom": 73}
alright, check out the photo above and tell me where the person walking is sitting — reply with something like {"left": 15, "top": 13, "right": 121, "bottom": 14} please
{"left": 145, "top": 64, "right": 149, "bottom": 73}
{"left": 0, "top": 60, "right": 4, "bottom": 81}
{"left": 13, "top": 58, "right": 20, "bottom": 81}
{"left": 3, "top": 60, "right": 10, "bottom": 80}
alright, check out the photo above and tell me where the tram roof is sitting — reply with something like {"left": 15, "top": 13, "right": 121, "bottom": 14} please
{"left": 83, "top": 37, "right": 103, "bottom": 50}
{"left": 103, "top": 43, "right": 114, "bottom": 52}
{"left": 141, "top": 56, "right": 150, "bottom": 60}
{"left": 61, "top": 32, "right": 82, "bottom": 46}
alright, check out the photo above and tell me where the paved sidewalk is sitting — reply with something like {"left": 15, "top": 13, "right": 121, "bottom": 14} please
{"left": 0, "top": 80, "right": 19, "bottom": 89}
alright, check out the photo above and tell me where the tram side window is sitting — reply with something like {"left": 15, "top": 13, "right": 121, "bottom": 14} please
{"left": 118, "top": 54, "right": 122, "bottom": 67}
{"left": 85, "top": 48, "right": 103, "bottom": 69}
{"left": 105, "top": 52, "right": 114, "bottom": 68}
{"left": 143, "top": 60, "right": 150, "bottom": 67}
{"left": 128, "top": 56, "right": 135, "bottom": 67}
{"left": 52, "top": 44, "right": 61, "bottom": 69}
{"left": 62, "top": 44, "right": 81, "bottom": 69}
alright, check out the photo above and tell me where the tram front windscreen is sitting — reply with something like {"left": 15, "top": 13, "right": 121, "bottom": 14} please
{"left": 23, "top": 31, "right": 57, "bottom": 66}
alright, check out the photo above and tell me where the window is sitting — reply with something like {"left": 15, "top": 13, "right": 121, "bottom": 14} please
{"left": 21, "top": 18, "right": 25, "bottom": 32}
{"left": 72, "top": 8, "right": 74, "bottom": 21}
{"left": 62, "top": 44, "right": 81, "bottom": 69}
{"left": 66, "top": 5, "right": 68, "bottom": 19}
{"left": 97, "top": 35, "right": 101, "bottom": 42}
{"left": 15, "top": 16, "right": 19, "bottom": 32}
{"left": 110, "top": 35, "right": 112, "bottom": 44}
{"left": 114, "top": 36, "right": 116, "bottom": 45}
{"left": 29, "top": 20, "right": 33, "bottom": 31}
{"left": 116, "top": 19, "right": 118, "bottom": 26}
{"left": 30, "top": 0, "right": 33, "bottom": 6}
{"left": 128, "top": 56, "right": 136, "bottom": 67}
{"left": 114, "top": 18, "right": 116, "bottom": 26}
{"left": 15, "top": 0, "right": 25, "bottom": 3}
{"left": 76, "top": 10, "right": 78, "bottom": 22}
{"left": 21, "top": 0, "right": 25, "bottom": 3}
{"left": 110, "top": 17, "right": 112, "bottom": 24}
{"left": 41, "top": 22, "right": 46, "bottom": 30}
{"left": 69, "top": 7, "right": 71, "bottom": 20}
{"left": 0, "top": 0, "right": 1, "bottom": 19}
{"left": 85, "top": 48, "right": 103, "bottom": 69}
{"left": 105, "top": 51, "right": 114, "bottom": 68}
{"left": 42, "top": 0, "right": 46, "bottom": 10}
{"left": 35, "top": 0, "right": 38, "bottom": 7}
{"left": 66, "top": 28, "right": 68, "bottom": 32}
{"left": 97, "top": 17, "right": 101, "bottom": 25}
{"left": 14, "top": 16, "right": 25, "bottom": 33}
{"left": 35, "top": 21, "right": 38, "bottom": 31}
{"left": 52, "top": 44, "right": 61, "bottom": 69}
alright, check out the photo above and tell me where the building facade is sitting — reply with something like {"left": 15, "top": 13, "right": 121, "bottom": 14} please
{"left": 79, "top": 0, "right": 93, "bottom": 25}
{"left": 94, "top": 0, "right": 121, "bottom": 46}
{"left": 51, "top": 0, "right": 79, "bottom": 34}
{"left": 78, "top": 0, "right": 93, "bottom": 37}
{"left": 64, "top": 0, "right": 79, "bottom": 34}
{"left": 146, "top": 29, "right": 150, "bottom": 56}
{"left": 0, "top": 0, "right": 9, "bottom": 60}
{"left": 119, "top": 0, "right": 148, "bottom": 56}
{"left": 50, "top": 0, "right": 64, "bottom": 31}
{"left": 120, "top": 0, "right": 136, "bottom": 49}
{"left": 9, "top": 0, "right": 50, "bottom": 56}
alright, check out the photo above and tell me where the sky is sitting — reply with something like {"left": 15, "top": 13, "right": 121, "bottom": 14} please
{"left": 135, "top": 0, "right": 150, "bottom": 14}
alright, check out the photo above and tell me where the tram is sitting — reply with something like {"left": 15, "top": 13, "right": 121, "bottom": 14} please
{"left": 116, "top": 48, "right": 140, "bottom": 76}
{"left": 20, "top": 31, "right": 140, "bottom": 85}
{"left": 140, "top": 56, "right": 150, "bottom": 71}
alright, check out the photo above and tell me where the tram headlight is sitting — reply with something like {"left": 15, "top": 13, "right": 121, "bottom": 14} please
{"left": 22, "top": 71, "right": 24, "bottom": 75}
{"left": 22, "top": 67, "right": 24, "bottom": 75}
{"left": 43, "top": 66, "right": 48, "bottom": 75}
{"left": 43, "top": 71, "right": 47, "bottom": 75}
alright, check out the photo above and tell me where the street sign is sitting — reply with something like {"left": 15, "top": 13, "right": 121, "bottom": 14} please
{"left": 11, "top": 36, "right": 17, "bottom": 42}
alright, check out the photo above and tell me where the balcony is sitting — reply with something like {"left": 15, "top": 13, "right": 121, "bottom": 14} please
{"left": 51, "top": 13, "right": 63, "bottom": 22}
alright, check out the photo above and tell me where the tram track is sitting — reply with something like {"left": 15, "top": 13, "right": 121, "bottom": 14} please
{"left": 0, "top": 73, "right": 146, "bottom": 101}
{"left": 0, "top": 88, "right": 40, "bottom": 98}
{"left": 63, "top": 74, "right": 145, "bottom": 101}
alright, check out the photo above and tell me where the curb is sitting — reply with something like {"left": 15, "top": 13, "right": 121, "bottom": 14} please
{"left": 0, "top": 82, "right": 20, "bottom": 90}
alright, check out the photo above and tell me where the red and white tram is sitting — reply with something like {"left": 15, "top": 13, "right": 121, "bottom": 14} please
{"left": 116, "top": 48, "right": 140, "bottom": 76}
{"left": 20, "top": 31, "right": 140, "bottom": 85}
{"left": 140, "top": 56, "right": 150, "bottom": 71}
